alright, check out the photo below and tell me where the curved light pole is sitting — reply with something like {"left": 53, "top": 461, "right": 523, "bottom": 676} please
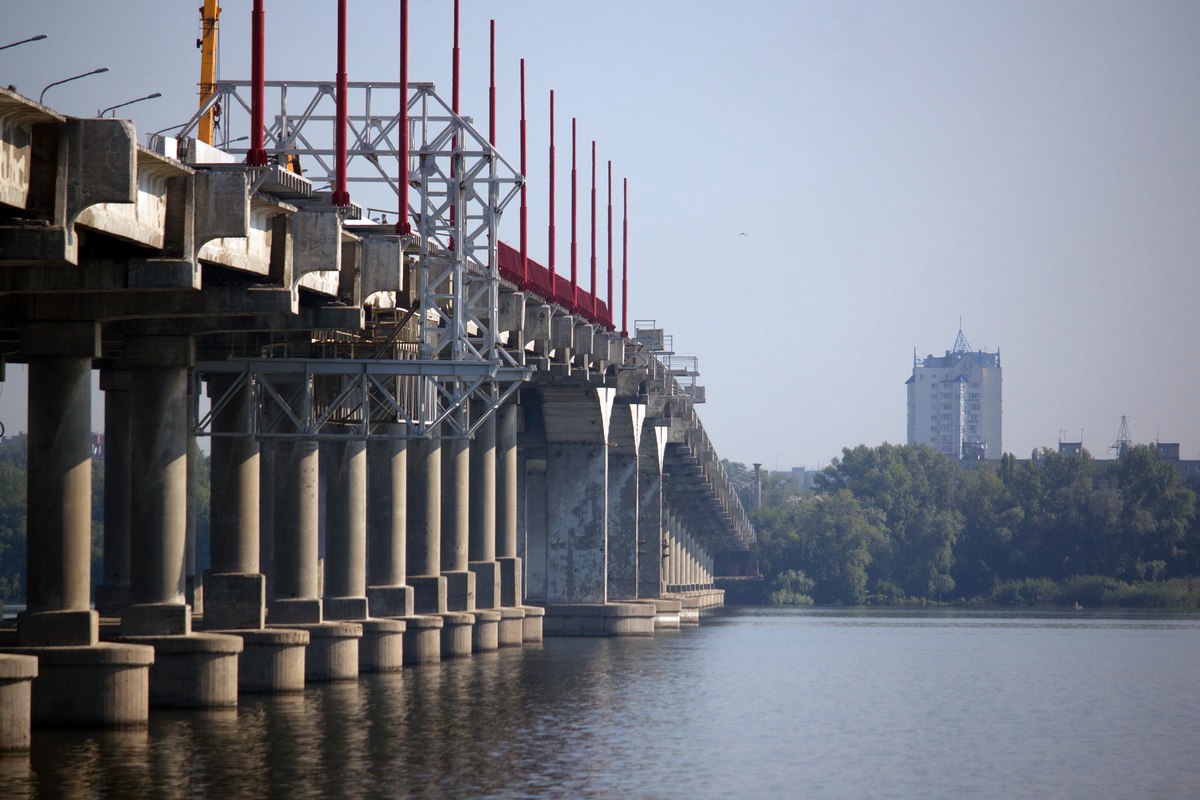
{"left": 99, "top": 92, "right": 162, "bottom": 118}
{"left": 1, "top": 34, "right": 47, "bottom": 51}
{"left": 39, "top": 66, "right": 108, "bottom": 105}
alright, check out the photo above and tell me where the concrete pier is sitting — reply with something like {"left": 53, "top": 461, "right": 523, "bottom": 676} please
{"left": 96, "top": 368, "right": 132, "bottom": 617}
{"left": 366, "top": 429, "right": 440, "bottom": 663}
{"left": 0, "top": 655, "right": 37, "bottom": 750}
{"left": 10, "top": 331, "right": 155, "bottom": 727}
{"left": 118, "top": 339, "right": 242, "bottom": 706}
{"left": 202, "top": 374, "right": 306, "bottom": 693}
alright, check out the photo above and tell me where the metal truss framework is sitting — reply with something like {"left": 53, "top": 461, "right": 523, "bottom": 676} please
{"left": 178, "top": 80, "right": 527, "bottom": 438}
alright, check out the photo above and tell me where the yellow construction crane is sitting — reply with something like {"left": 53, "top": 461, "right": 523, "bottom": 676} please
{"left": 198, "top": 0, "right": 220, "bottom": 144}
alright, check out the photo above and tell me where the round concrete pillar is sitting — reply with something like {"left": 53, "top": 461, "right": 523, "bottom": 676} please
{"left": 496, "top": 403, "right": 518, "bottom": 559}
{"left": 25, "top": 357, "right": 93, "bottom": 617}
{"left": 367, "top": 428, "right": 406, "bottom": 587}
{"left": 469, "top": 407, "right": 496, "bottom": 563}
{"left": 271, "top": 438, "right": 321, "bottom": 618}
{"left": 407, "top": 437, "right": 441, "bottom": 577}
{"left": 208, "top": 374, "right": 260, "bottom": 574}
{"left": 98, "top": 369, "right": 132, "bottom": 616}
{"left": 323, "top": 433, "right": 368, "bottom": 620}
{"left": 127, "top": 366, "right": 189, "bottom": 606}
{"left": 441, "top": 435, "right": 470, "bottom": 573}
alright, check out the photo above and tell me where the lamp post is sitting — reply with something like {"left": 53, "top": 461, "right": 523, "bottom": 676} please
{"left": 99, "top": 92, "right": 162, "bottom": 118}
{"left": 1, "top": 34, "right": 47, "bottom": 51}
{"left": 39, "top": 67, "right": 108, "bottom": 105}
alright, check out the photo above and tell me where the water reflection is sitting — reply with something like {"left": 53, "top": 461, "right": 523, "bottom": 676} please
{"left": 2, "top": 611, "right": 1197, "bottom": 799}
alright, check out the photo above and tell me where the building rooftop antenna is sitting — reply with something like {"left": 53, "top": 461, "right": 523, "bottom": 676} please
{"left": 952, "top": 319, "right": 972, "bottom": 355}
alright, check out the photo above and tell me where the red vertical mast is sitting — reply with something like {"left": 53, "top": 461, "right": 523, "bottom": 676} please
{"left": 548, "top": 91, "right": 556, "bottom": 289}
{"left": 488, "top": 20, "right": 496, "bottom": 147}
{"left": 590, "top": 140, "right": 597, "bottom": 316}
{"left": 570, "top": 118, "right": 578, "bottom": 308}
{"left": 452, "top": 0, "right": 460, "bottom": 114}
{"left": 247, "top": 0, "right": 268, "bottom": 166}
{"left": 332, "top": 0, "right": 350, "bottom": 206}
{"left": 607, "top": 160, "right": 613, "bottom": 326}
{"left": 396, "top": 0, "right": 411, "bottom": 234}
{"left": 622, "top": 178, "right": 629, "bottom": 337}
{"left": 519, "top": 59, "right": 528, "bottom": 283}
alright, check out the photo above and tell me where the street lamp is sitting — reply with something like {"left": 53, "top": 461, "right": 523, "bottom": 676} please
{"left": 0, "top": 34, "right": 47, "bottom": 51}
{"left": 39, "top": 66, "right": 108, "bottom": 105}
{"left": 99, "top": 91, "right": 162, "bottom": 118}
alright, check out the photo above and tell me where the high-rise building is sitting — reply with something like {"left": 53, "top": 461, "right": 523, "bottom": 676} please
{"left": 906, "top": 329, "right": 1001, "bottom": 460}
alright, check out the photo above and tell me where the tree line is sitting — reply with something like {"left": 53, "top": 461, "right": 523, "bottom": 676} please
{"left": 0, "top": 434, "right": 211, "bottom": 604}
{"left": 728, "top": 443, "right": 1200, "bottom": 607}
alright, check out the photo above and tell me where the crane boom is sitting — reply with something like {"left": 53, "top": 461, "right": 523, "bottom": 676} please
{"left": 198, "top": 0, "right": 221, "bottom": 144}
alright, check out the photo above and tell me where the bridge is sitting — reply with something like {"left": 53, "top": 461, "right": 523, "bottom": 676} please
{"left": 0, "top": 1, "right": 755, "bottom": 747}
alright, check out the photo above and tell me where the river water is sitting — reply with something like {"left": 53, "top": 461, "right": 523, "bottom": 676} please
{"left": 2, "top": 608, "right": 1198, "bottom": 799}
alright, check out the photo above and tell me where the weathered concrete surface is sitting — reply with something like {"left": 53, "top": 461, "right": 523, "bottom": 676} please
{"left": 322, "top": 436, "right": 369, "bottom": 620}
{"left": 0, "top": 654, "right": 37, "bottom": 750}
{"left": 20, "top": 342, "right": 98, "bottom": 646}
{"left": 205, "top": 373, "right": 264, "bottom": 630}
{"left": 0, "top": 643, "right": 154, "bottom": 727}
{"left": 123, "top": 345, "right": 193, "bottom": 637}
{"left": 223, "top": 627, "right": 309, "bottom": 693}
{"left": 97, "top": 369, "right": 132, "bottom": 617}
{"left": 521, "top": 605, "right": 545, "bottom": 643}
{"left": 440, "top": 612, "right": 475, "bottom": 658}
{"left": 542, "top": 603, "right": 655, "bottom": 637}
{"left": 471, "top": 609, "right": 501, "bottom": 652}
{"left": 399, "top": 615, "right": 444, "bottom": 665}
{"left": 545, "top": 442, "right": 608, "bottom": 604}
{"left": 277, "top": 622, "right": 362, "bottom": 682}
{"left": 119, "top": 632, "right": 242, "bottom": 708}
{"left": 367, "top": 431, "right": 413, "bottom": 617}
{"left": 358, "top": 618, "right": 406, "bottom": 673}
{"left": 498, "top": 606, "right": 527, "bottom": 647}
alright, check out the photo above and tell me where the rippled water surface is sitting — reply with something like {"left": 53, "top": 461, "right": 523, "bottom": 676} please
{"left": 3, "top": 608, "right": 1199, "bottom": 798}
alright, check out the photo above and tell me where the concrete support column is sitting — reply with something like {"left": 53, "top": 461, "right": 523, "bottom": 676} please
{"left": 440, "top": 430, "right": 476, "bottom": 612}
{"left": 366, "top": 428, "right": 413, "bottom": 617}
{"left": 468, "top": 406, "right": 499, "bottom": 609}
{"left": 407, "top": 437, "right": 446, "bottom": 614}
{"left": 322, "top": 433, "right": 368, "bottom": 620}
{"left": 123, "top": 354, "right": 191, "bottom": 637}
{"left": 96, "top": 368, "right": 132, "bottom": 617}
{"left": 205, "top": 374, "right": 265, "bottom": 630}
{"left": 268, "top": 379, "right": 322, "bottom": 625}
{"left": 637, "top": 473, "right": 664, "bottom": 598}
{"left": 666, "top": 516, "right": 679, "bottom": 591}
{"left": 495, "top": 403, "right": 523, "bottom": 606}
{"left": 546, "top": 440, "right": 608, "bottom": 605}
{"left": 19, "top": 348, "right": 97, "bottom": 646}
{"left": 269, "top": 437, "right": 321, "bottom": 622}
{"left": 607, "top": 450, "right": 639, "bottom": 601}
{"left": 524, "top": 455, "right": 547, "bottom": 601}
{"left": 606, "top": 401, "right": 643, "bottom": 602}
{"left": 8, "top": 324, "right": 156, "bottom": 726}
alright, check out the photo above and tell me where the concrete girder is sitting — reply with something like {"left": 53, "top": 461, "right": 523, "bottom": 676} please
{"left": 76, "top": 146, "right": 193, "bottom": 253}
{"left": 0, "top": 87, "right": 65, "bottom": 211}
{"left": 0, "top": 117, "right": 136, "bottom": 266}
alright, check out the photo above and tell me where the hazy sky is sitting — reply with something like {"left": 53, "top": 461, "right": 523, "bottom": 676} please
{"left": 2, "top": 1, "right": 1197, "bottom": 467}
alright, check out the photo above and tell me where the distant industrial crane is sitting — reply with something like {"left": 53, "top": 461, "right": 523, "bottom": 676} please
{"left": 197, "top": 0, "right": 220, "bottom": 145}
{"left": 1109, "top": 415, "right": 1132, "bottom": 458}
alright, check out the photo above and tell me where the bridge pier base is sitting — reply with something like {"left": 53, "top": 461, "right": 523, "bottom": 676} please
{"left": 400, "top": 615, "right": 444, "bottom": 665}
{"left": 0, "top": 655, "right": 37, "bottom": 750}
{"left": 228, "top": 628, "right": 309, "bottom": 693}
{"left": 542, "top": 603, "right": 655, "bottom": 637}
{"left": 522, "top": 605, "right": 545, "bottom": 643}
